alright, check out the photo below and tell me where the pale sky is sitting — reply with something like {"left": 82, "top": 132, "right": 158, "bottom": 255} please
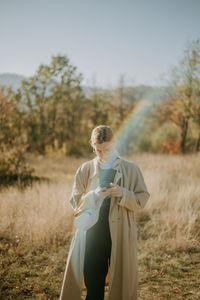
{"left": 0, "top": 0, "right": 200, "bottom": 88}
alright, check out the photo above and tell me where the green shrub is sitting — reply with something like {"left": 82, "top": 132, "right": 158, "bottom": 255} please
{"left": 0, "top": 148, "right": 38, "bottom": 189}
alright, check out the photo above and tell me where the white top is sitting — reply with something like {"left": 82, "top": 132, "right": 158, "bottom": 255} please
{"left": 99, "top": 149, "right": 119, "bottom": 169}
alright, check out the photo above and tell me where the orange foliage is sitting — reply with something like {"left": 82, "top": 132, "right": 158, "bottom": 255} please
{"left": 159, "top": 138, "right": 181, "bottom": 154}
{"left": 0, "top": 92, "right": 15, "bottom": 118}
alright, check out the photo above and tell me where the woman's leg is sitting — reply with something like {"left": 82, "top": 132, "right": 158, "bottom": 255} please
{"left": 83, "top": 220, "right": 111, "bottom": 300}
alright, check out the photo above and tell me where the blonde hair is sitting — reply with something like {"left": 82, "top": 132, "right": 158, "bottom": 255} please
{"left": 89, "top": 125, "right": 114, "bottom": 147}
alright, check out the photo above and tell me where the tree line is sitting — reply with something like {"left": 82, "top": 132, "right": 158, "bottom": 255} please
{"left": 0, "top": 39, "right": 200, "bottom": 187}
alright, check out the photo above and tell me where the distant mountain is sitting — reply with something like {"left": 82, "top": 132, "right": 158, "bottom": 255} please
{"left": 0, "top": 73, "right": 170, "bottom": 101}
{"left": 0, "top": 73, "right": 26, "bottom": 90}
{"left": 82, "top": 85, "right": 108, "bottom": 96}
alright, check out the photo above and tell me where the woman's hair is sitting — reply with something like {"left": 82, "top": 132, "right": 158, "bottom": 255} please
{"left": 90, "top": 125, "right": 114, "bottom": 147}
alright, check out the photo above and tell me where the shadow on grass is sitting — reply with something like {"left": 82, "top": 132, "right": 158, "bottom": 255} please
{"left": 0, "top": 174, "right": 50, "bottom": 191}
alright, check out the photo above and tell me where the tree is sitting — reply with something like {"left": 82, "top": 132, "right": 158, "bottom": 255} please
{"left": 153, "top": 38, "right": 200, "bottom": 153}
{"left": 0, "top": 87, "right": 34, "bottom": 188}
{"left": 193, "top": 96, "right": 200, "bottom": 151}
{"left": 114, "top": 75, "right": 136, "bottom": 123}
{"left": 18, "top": 55, "right": 86, "bottom": 155}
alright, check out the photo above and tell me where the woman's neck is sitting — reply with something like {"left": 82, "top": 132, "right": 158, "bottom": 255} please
{"left": 98, "top": 149, "right": 119, "bottom": 169}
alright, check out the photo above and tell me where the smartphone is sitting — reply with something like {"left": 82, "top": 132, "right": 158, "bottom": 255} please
{"left": 99, "top": 169, "right": 117, "bottom": 188}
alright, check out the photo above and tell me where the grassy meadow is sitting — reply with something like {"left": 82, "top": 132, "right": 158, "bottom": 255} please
{"left": 0, "top": 153, "right": 200, "bottom": 299}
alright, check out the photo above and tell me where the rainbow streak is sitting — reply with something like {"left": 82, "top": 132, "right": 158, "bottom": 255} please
{"left": 114, "top": 87, "right": 168, "bottom": 154}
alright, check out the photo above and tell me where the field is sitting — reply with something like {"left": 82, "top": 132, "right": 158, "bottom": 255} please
{"left": 0, "top": 153, "right": 200, "bottom": 299}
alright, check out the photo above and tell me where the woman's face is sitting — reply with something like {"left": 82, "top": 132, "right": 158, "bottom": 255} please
{"left": 92, "top": 141, "right": 114, "bottom": 161}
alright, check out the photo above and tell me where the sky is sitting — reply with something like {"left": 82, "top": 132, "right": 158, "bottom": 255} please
{"left": 0, "top": 0, "right": 200, "bottom": 88}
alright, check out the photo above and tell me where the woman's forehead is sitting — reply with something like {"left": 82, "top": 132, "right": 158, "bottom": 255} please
{"left": 93, "top": 141, "right": 112, "bottom": 150}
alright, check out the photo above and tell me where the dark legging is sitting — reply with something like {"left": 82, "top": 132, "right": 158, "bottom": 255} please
{"left": 83, "top": 197, "right": 112, "bottom": 300}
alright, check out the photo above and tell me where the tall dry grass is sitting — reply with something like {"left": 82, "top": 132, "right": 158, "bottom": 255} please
{"left": 0, "top": 153, "right": 199, "bottom": 251}
{"left": 0, "top": 181, "right": 74, "bottom": 245}
{"left": 132, "top": 153, "right": 200, "bottom": 251}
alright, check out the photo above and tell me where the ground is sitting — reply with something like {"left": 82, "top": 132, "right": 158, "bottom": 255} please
{"left": 0, "top": 153, "right": 199, "bottom": 299}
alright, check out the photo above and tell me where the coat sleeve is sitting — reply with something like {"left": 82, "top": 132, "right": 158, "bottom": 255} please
{"left": 118, "top": 164, "right": 150, "bottom": 212}
{"left": 69, "top": 164, "right": 96, "bottom": 214}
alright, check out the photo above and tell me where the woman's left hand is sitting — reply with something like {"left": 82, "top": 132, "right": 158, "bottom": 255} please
{"left": 109, "top": 183, "right": 123, "bottom": 198}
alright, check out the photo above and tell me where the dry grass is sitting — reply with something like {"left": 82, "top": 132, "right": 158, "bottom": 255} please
{"left": 0, "top": 154, "right": 90, "bottom": 246}
{"left": 133, "top": 153, "right": 200, "bottom": 251}
{"left": 0, "top": 182, "right": 73, "bottom": 246}
{"left": 1, "top": 152, "right": 198, "bottom": 250}
{"left": 0, "top": 153, "right": 200, "bottom": 299}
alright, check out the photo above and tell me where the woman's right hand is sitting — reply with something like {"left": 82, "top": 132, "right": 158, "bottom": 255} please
{"left": 94, "top": 186, "right": 111, "bottom": 201}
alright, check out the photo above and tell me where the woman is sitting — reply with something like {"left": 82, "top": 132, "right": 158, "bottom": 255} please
{"left": 60, "top": 125, "right": 150, "bottom": 300}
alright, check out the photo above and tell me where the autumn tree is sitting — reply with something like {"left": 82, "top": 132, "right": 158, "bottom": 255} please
{"left": 0, "top": 87, "right": 34, "bottom": 188}
{"left": 152, "top": 38, "right": 200, "bottom": 153}
{"left": 192, "top": 94, "right": 200, "bottom": 151}
{"left": 114, "top": 75, "right": 136, "bottom": 124}
{"left": 18, "top": 55, "right": 86, "bottom": 155}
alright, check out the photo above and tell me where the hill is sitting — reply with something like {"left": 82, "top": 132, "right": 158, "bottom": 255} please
{"left": 0, "top": 73, "right": 26, "bottom": 90}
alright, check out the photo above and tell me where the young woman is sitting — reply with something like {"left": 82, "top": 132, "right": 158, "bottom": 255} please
{"left": 60, "top": 125, "right": 150, "bottom": 300}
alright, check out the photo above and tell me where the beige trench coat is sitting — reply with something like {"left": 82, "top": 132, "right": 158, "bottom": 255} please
{"left": 60, "top": 155, "right": 150, "bottom": 300}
